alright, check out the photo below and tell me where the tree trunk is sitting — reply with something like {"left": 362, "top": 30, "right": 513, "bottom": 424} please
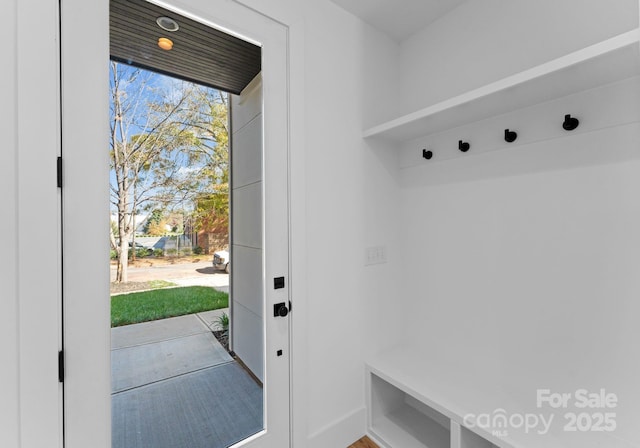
{"left": 118, "top": 238, "right": 129, "bottom": 283}
{"left": 131, "top": 231, "right": 137, "bottom": 262}
{"left": 116, "top": 189, "right": 131, "bottom": 283}
{"left": 131, "top": 185, "right": 137, "bottom": 262}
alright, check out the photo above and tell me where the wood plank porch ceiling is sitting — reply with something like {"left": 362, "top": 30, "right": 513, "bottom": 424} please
{"left": 110, "top": 0, "right": 261, "bottom": 94}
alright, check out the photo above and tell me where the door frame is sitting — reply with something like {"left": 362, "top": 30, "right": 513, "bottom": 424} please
{"left": 60, "top": 1, "right": 304, "bottom": 447}
{"left": 10, "top": 0, "right": 64, "bottom": 446}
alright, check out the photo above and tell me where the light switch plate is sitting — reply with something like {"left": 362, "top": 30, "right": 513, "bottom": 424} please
{"left": 365, "top": 245, "right": 387, "bottom": 266}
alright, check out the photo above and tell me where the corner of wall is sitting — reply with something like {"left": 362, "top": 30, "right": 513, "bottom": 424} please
{"left": 306, "top": 407, "right": 366, "bottom": 448}
{"left": 361, "top": 23, "right": 401, "bottom": 129}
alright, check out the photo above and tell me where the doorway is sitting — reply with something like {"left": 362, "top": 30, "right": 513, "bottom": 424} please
{"left": 61, "top": 0, "right": 291, "bottom": 447}
{"left": 108, "top": 61, "right": 262, "bottom": 447}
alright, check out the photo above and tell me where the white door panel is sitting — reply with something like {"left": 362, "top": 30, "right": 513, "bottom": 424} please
{"left": 230, "top": 73, "right": 264, "bottom": 411}
{"left": 233, "top": 246, "right": 264, "bottom": 316}
{"left": 232, "top": 117, "right": 263, "bottom": 188}
{"left": 231, "top": 75, "right": 263, "bottom": 131}
{"left": 233, "top": 183, "right": 263, "bottom": 249}
{"left": 232, "top": 303, "right": 264, "bottom": 383}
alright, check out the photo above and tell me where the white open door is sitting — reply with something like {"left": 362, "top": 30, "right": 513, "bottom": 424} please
{"left": 61, "top": 0, "right": 291, "bottom": 447}
{"left": 230, "top": 75, "right": 266, "bottom": 384}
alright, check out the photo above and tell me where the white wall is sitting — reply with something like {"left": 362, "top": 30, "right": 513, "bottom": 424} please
{"left": 398, "top": 118, "right": 640, "bottom": 445}
{"left": 399, "top": 0, "right": 639, "bottom": 114}
{"left": 367, "top": 1, "right": 640, "bottom": 445}
{"left": 296, "top": 2, "right": 367, "bottom": 444}
{"left": 361, "top": 25, "right": 404, "bottom": 360}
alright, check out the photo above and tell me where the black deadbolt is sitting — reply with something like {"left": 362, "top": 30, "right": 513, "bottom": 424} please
{"left": 274, "top": 302, "right": 289, "bottom": 317}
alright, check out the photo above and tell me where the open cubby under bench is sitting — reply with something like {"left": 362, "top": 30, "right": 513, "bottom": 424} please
{"left": 366, "top": 346, "right": 640, "bottom": 448}
{"left": 366, "top": 347, "right": 506, "bottom": 448}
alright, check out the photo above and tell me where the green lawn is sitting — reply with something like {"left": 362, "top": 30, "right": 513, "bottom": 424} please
{"left": 111, "top": 286, "right": 228, "bottom": 327}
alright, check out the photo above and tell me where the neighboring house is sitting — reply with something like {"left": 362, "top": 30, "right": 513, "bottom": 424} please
{"left": 110, "top": 213, "right": 149, "bottom": 235}
{"left": 194, "top": 228, "right": 228, "bottom": 254}
{"left": 192, "top": 193, "right": 229, "bottom": 254}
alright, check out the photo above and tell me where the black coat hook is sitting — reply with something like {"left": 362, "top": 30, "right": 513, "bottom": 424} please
{"left": 422, "top": 149, "right": 433, "bottom": 160}
{"left": 504, "top": 129, "right": 518, "bottom": 143}
{"left": 458, "top": 140, "right": 470, "bottom": 152}
{"left": 563, "top": 114, "right": 579, "bottom": 131}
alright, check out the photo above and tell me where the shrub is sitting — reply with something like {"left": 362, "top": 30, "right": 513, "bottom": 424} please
{"left": 213, "top": 312, "right": 230, "bottom": 350}
{"left": 110, "top": 250, "right": 118, "bottom": 260}
{"left": 166, "top": 248, "right": 177, "bottom": 256}
{"left": 214, "top": 312, "right": 229, "bottom": 332}
{"left": 135, "top": 248, "right": 148, "bottom": 258}
{"left": 153, "top": 248, "right": 164, "bottom": 257}
{"left": 193, "top": 246, "right": 203, "bottom": 255}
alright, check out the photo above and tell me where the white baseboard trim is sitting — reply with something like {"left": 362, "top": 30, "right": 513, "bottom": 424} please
{"left": 366, "top": 432, "right": 387, "bottom": 448}
{"left": 306, "top": 407, "right": 366, "bottom": 448}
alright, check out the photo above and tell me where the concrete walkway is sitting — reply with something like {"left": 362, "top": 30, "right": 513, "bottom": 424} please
{"left": 172, "top": 275, "right": 229, "bottom": 292}
{"left": 110, "top": 260, "right": 229, "bottom": 285}
{"left": 111, "top": 310, "right": 263, "bottom": 448}
{"left": 111, "top": 312, "right": 232, "bottom": 392}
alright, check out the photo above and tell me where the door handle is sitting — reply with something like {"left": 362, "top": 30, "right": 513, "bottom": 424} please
{"left": 273, "top": 302, "right": 289, "bottom": 317}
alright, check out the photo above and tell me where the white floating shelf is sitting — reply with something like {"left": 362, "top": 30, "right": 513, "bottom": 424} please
{"left": 363, "top": 29, "right": 640, "bottom": 143}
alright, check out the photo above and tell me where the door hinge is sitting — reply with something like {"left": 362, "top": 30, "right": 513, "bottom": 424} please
{"left": 57, "top": 157, "right": 63, "bottom": 188}
{"left": 58, "top": 350, "right": 64, "bottom": 383}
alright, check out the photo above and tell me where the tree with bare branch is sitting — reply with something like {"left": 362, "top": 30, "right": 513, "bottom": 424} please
{"left": 111, "top": 62, "right": 195, "bottom": 282}
{"left": 110, "top": 62, "right": 230, "bottom": 282}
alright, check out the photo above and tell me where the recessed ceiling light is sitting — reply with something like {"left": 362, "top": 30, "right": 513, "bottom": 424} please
{"left": 156, "top": 16, "right": 179, "bottom": 32}
{"left": 158, "top": 37, "right": 174, "bottom": 51}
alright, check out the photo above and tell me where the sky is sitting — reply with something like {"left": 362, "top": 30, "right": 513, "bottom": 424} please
{"left": 109, "top": 61, "right": 228, "bottom": 217}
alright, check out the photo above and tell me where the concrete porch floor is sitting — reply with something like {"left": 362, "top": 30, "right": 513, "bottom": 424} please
{"left": 111, "top": 311, "right": 263, "bottom": 448}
